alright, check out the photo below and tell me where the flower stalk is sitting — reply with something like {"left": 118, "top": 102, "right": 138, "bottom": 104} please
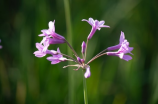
{"left": 83, "top": 70, "right": 88, "bottom": 104}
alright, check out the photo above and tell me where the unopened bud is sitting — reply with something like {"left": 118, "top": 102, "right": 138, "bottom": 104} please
{"left": 77, "top": 57, "right": 82, "bottom": 64}
{"left": 81, "top": 41, "right": 86, "bottom": 54}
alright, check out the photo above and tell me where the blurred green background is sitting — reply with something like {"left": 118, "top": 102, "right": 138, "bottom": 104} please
{"left": 0, "top": 0, "right": 158, "bottom": 104}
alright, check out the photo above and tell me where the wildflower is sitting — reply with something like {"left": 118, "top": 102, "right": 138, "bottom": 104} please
{"left": 47, "top": 48, "right": 68, "bottom": 64}
{"left": 34, "top": 18, "right": 134, "bottom": 79}
{"left": 39, "top": 21, "right": 65, "bottom": 41}
{"left": 106, "top": 32, "right": 133, "bottom": 61}
{"left": 82, "top": 17, "right": 110, "bottom": 40}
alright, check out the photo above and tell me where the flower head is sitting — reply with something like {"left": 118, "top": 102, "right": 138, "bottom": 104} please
{"left": 82, "top": 18, "right": 110, "bottom": 40}
{"left": 39, "top": 21, "right": 65, "bottom": 41}
{"left": 47, "top": 48, "right": 67, "bottom": 64}
{"left": 106, "top": 32, "right": 133, "bottom": 61}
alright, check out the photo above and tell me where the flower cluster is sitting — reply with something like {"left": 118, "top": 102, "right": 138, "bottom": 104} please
{"left": 34, "top": 18, "right": 133, "bottom": 78}
{"left": 0, "top": 39, "right": 2, "bottom": 49}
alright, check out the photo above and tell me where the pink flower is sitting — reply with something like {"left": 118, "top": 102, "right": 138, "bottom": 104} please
{"left": 47, "top": 48, "right": 68, "bottom": 64}
{"left": 39, "top": 21, "right": 65, "bottom": 41}
{"left": 106, "top": 32, "right": 133, "bottom": 61}
{"left": 82, "top": 18, "right": 110, "bottom": 40}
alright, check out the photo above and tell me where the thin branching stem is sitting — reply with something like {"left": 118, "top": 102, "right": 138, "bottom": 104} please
{"left": 87, "top": 52, "right": 107, "bottom": 65}
{"left": 82, "top": 70, "right": 88, "bottom": 104}
{"left": 65, "top": 39, "right": 79, "bottom": 57}
{"left": 88, "top": 49, "right": 107, "bottom": 63}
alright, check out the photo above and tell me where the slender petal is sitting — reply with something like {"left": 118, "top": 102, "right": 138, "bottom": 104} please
{"left": 119, "top": 31, "right": 125, "bottom": 43}
{"left": 49, "top": 20, "right": 55, "bottom": 32}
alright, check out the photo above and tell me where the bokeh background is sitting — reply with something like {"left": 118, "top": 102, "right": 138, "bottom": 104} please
{"left": 0, "top": 0, "right": 158, "bottom": 104}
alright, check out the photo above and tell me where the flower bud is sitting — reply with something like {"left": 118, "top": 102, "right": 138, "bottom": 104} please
{"left": 77, "top": 57, "right": 82, "bottom": 64}
{"left": 81, "top": 41, "right": 86, "bottom": 54}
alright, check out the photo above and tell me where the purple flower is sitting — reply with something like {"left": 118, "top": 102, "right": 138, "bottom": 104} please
{"left": 0, "top": 39, "right": 2, "bottom": 49}
{"left": 82, "top": 18, "right": 110, "bottom": 40}
{"left": 34, "top": 43, "right": 57, "bottom": 57}
{"left": 39, "top": 21, "right": 65, "bottom": 41}
{"left": 81, "top": 41, "right": 86, "bottom": 54}
{"left": 106, "top": 38, "right": 133, "bottom": 61}
{"left": 107, "top": 31, "right": 125, "bottom": 51}
{"left": 47, "top": 48, "right": 67, "bottom": 64}
{"left": 84, "top": 65, "right": 91, "bottom": 78}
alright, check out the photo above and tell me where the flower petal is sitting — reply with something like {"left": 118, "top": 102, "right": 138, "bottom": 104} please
{"left": 49, "top": 20, "right": 55, "bottom": 32}
{"left": 47, "top": 57, "right": 61, "bottom": 64}
{"left": 119, "top": 31, "right": 125, "bottom": 43}
{"left": 34, "top": 51, "right": 46, "bottom": 57}
{"left": 122, "top": 55, "right": 132, "bottom": 61}
{"left": 99, "top": 20, "right": 105, "bottom": 26}
{"left": 89, "top": 18, "right": 95, "bottom": 25}
{"left": 36, "top": 43, "right": 43, "bottom": 51}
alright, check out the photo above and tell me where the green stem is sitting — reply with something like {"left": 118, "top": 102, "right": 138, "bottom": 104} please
{"left": 63, "top": 0, "right": 74, "bottom": 104}
{"left": 83, "top": 70, "right": 88, "bottom": 104}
